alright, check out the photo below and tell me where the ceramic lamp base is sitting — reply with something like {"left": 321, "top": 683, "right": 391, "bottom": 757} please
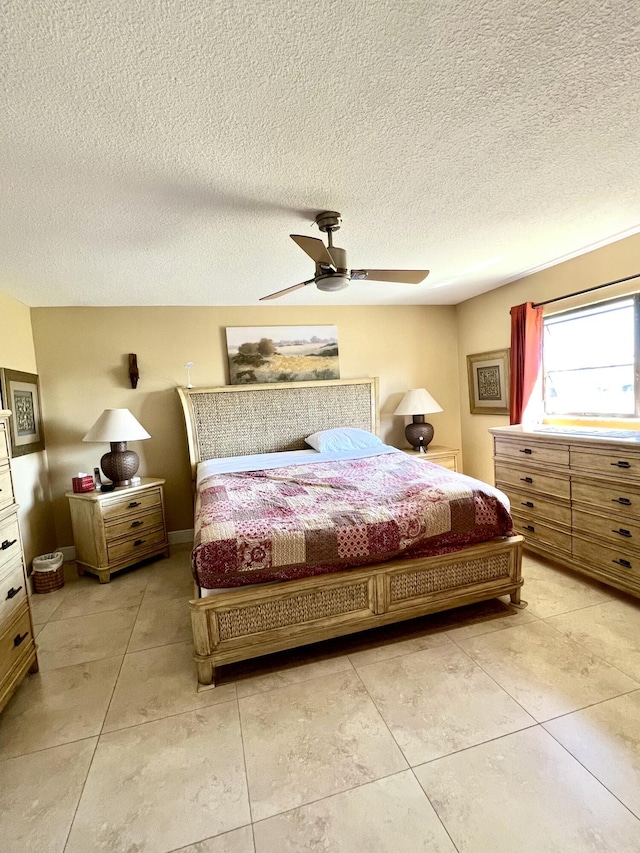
{"left": 405, "top": 416, "right": 434, "bottom": 450}
{"left": 101, "top": 442, "right": 139, "bottom": 487}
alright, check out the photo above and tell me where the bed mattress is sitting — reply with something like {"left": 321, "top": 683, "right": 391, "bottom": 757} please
{"left": 192, "top": 447, "right": 513, "bottom": 590}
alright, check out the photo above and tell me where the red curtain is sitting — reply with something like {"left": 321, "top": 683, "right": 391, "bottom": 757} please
{"left": 509, "top": 302, "right": 544, "bottom": 424}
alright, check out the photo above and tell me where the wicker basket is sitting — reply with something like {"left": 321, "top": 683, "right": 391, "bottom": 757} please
{"left": 32, "top": 552, "right": 65, "bottom": 594}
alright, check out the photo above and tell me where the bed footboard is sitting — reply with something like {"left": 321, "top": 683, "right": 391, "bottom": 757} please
{"left": 190, "top": 535, "right": 524, "bottom": 686}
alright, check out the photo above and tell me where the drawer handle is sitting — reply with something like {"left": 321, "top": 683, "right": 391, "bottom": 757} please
{"left": 520, "top": 477, "right": 533, "bottom": 484}
{"left": 519, "top": 448, "right": 533, "bottom": 454}
{"left": 523, "top": 524, "right": 535, "bottom": 532}
{"left": 611, "top": 461, "right": 631, "bottom": 469}
{"left": 613, "top": 497, "right": 632, "bottom": 506}
{"left": 133, "top": 539, "right": 145, "bottom": 547}
{"left": 1, "top": 538, "right": 17, "bottom": 551}
{"left": 130, "top": 520, "right": 144, "bottom": 528}
{"left": 613, "top": 528, "right": 632, "bottom": 538}
{"left": 128, "top": 501, "right": 141, "bottom": 508}
{"left": 6, "top": 585, "right": 22, "bottom": 600}
{"left": 521, "top": 501, "right": 534, "bottom": 508}
{"left": 613, "top": 558, "right": 632, "bottom": 568}
{"left": 13, "top": 631, "right": 29, "bottom": 647}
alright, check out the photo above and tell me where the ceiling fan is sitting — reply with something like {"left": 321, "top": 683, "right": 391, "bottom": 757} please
{"left": 259, "top": 211, "right": 430, "bottom": 301}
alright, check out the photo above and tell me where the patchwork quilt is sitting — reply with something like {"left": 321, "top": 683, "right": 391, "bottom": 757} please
{"left": 192, "top": 452, "right": 514, "bottom": 589}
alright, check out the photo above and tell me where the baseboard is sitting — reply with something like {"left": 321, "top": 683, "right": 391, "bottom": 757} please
{"left": 58, "top": 529, "right": 194, "bottom": 562}
{"left": 169, "top": 529, "right": 194, "bottom": 544}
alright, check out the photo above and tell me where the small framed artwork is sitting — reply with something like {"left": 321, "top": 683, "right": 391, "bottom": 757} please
{"left": 0, "top": 369, "right": 46, "bottom": 456}
{"left": 467, "top": 349, "right": 510, "bottom": 415}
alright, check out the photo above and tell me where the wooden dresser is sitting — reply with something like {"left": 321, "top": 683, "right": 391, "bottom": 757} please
{"left": 0, "top": 410, "right": 38, "bottom": 714}
{"left": 491, "top": 424, "right": 640, "bottom": 599}
{"left": 66, "top": 478, "right": 169, "bottom": 583}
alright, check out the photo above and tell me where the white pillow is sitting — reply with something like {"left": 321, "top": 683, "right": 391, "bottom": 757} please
{"left": 305, "top": 427, "right": 383, "bottom": 452}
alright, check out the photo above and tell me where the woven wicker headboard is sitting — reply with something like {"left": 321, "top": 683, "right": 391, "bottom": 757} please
{"left": 177, "top": 378, "right": 379, "bottom": 480}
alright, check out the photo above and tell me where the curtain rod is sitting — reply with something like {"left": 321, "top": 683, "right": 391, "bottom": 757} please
{"left": 532, "top": 272, "right": 640, "bottom": 308}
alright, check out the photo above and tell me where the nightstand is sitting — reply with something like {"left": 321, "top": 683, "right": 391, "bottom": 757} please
{"left": 401, "top": 445, "right": 461, "bottom": 472}
{"left": 66, "top": 478, "right": 169, "bottom": 583}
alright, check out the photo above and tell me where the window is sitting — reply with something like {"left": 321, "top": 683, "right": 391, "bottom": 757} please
{"left": 543, "top": 295, "right": 638, "bottom": 417}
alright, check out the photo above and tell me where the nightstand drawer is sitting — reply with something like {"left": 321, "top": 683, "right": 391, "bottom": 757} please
{"left": 0, "top": 607, "right": 33, "bottom": 686}
{"left": 101, "top": 488, "right": 162, "bottom": 521}
{"left": 0, "top": 558, "right": 27, "bottom": 628}
{"left": 0, "top": 515, "right": 21, "bottom": 572}
{"left": 106, "top": 509, "right": 164, "bottom": 542}
{"left": 107, "top": 525, "right": 166, "bottom": 562}
{"left": 0, "top": 463, "right": 14, "bottom": 513}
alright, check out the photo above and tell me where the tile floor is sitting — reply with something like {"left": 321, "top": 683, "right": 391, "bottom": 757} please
{"left": 1, "top": 545, "right": 640, "bottom": 852}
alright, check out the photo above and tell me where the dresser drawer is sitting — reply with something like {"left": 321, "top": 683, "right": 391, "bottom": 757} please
{"left": 0, "top": 463, "right": 14, "bottom": 513}
{"left": 101, "top": 488, "right": 162, "bottom": 522}
{"left": 0, "top": 558, "right": 27, "bottom": 628}
{"left": 107, "top": 525, "right": 166, "bottom": 563}
{"left": 570, "top": 448, "right": 640, "bottom": 478}
{"left": 573, "top": 535, "right": 640, "bottom": 581}
{"left": 511, "top": 514, "right": 571, "bottom": 553}
{"left": 105, "top": 509, "right": 165, "bottom": 542}
{"left": 494, "top": 438, "right": 569, "bottom": 467}
{"left": 573, "top": 508, "right": 640, "bottom": 552}
{"left": 495, "top": 464, "right": 571, "bottom": 501}
{"left": 571, "top": 479, "right": 640, "bottom": 520}
{"left": 503, "top": 489, "right": 571, "bottom": 526}
{"left": 0, "top": 607, "right": 33, "bottom": 686}
{"left": 0, "top": 515, "right": 21, "bottom": 572}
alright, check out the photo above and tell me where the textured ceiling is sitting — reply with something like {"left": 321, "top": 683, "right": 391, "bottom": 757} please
{"left": 2, "top": 0, "right": 640, "bottom": 307}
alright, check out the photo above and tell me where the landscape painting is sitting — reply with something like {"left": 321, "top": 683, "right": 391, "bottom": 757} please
{"left": 226, "top": 326, "right": 339, "bottom": 385}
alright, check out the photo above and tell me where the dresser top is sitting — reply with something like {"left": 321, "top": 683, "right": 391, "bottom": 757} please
{"left": 490, "top": 424, "right": 640, "bottom": 448}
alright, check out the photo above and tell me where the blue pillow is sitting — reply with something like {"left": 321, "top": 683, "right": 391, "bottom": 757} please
{"left": 305, "top": 428, "right": 383, "bottom": 452}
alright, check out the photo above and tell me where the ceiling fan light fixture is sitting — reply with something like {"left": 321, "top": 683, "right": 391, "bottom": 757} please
{"left": 316, "top": 273, "right": 350, "bottom": 292}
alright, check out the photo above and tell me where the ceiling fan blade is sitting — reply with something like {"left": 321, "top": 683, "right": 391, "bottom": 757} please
{"left": 291, "top": 235, "right": 336, "bottom": 266}
{"left": 259, "top": 278, "right": 316, "bottom": 301}
{"left": 351, "top": 269, "right": 430, "bottom": 284}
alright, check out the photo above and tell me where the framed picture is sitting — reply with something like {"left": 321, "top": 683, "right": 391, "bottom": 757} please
{"left": 467, "top": 349, "right": 510, "bottom": 415}
{"left": 0, "top": 369, "right": 46, "bottom": 456}
{"left": 226, "top": 325, "right": 339, "bottom": 385}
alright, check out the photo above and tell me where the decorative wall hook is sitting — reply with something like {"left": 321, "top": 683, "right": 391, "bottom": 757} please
{"left": 129, "top": 354, "right": 139, "bottom": 389}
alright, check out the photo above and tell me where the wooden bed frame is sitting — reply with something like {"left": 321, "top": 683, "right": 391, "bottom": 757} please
{"left": 177, "top": 378, "right": 524, "bottom": 686}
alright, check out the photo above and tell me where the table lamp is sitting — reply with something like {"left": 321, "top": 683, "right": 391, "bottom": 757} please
{"left": 394, "top": 388, "right": 443, "bottom": 450}
{"left": 83, "top": 408, "right": 151, "bottom": 486}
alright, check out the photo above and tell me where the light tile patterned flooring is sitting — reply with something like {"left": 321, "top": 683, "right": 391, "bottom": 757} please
{"left": 1, "top": 545, "right": 640, "bottom": 851}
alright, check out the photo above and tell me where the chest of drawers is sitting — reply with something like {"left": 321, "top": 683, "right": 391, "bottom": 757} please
{"left": 66, "top": 478, "right": 169, "bottom": 583}
{"left": 491, "top": 425, "right": 640, "bottom": 599}
{"left": 0, "top": 411, "right": 38, "bottom": 714}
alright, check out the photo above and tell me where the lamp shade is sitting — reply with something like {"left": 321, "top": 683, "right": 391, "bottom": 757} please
{"left": 394, "top": 389, "right": 443, "bottom": 417}
{"left": 83, "top": 409, "right": 151, "bottom": 443}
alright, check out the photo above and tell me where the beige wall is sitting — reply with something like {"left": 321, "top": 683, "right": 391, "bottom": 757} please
{"left": 30, "top": 305, "right": 460, "bottom": 547}
{"left": 0, "top": 291, "right": 55, "bottom": 565}
{"left": 456, "top": 232, "right": 640, "bottom": 485}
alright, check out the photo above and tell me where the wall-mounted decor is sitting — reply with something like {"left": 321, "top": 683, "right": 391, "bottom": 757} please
{"left": 226, "top": 325, "right": 339, "bottom": 385}
{"left": 467, "top": 349, "right": 510, "bottom": 415}
{"left": 0, "top": 369, "right": 46, "bottom": 456}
